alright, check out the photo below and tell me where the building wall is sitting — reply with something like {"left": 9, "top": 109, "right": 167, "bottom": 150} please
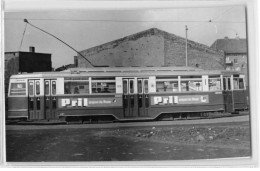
{"left": 4, "top": 51, "right": 52, "bottom": 94}
{"left": 79, "top": 33, "right": 165, "bottom": 67}
{"left": 77, "top": 28, "right": 225, "bottom": 70}
{"left": 226, "top": 53, "right": 248, "bottom": 85}
{"left": 164, "top": 36, "right": 225, "bottom": 70}
{"left": 4, "top": 52, "right": 19, "bottom": 93}
{"left": 19, "top": 52, "right": 52, "bottom": 72}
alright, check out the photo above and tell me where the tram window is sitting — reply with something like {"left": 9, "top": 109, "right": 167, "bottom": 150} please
{"left": 181, "top": 80, "right": 202, "bottom": 92}
{"left": 129, "top": 80, "right": 134, "bottom": 94}
{"left": 44, "top": 81, "right": 50, "bottom": 95}
{"left": 123, "top": 80, "right": 128, "bottom": 94}
{"left": 36, "top": 81, "right": 40, "bottom": 95}
{"left": 9, "top": 82, "right": 26, "bottom": 96}
{"left": 144, "top": 80, "right": 148, "bottom": 93}
{"left": 233, "top": 77, "right": 244, "bottom": 90}
{"left": 223, "top": 78, "right": 227, "bottom": 90}
{"left": 227, "top": 78, "right": 231, "bottom": 90}
{"left": 181, "top": 81, "right": 189, "bottom": 92}
{"left": 209, "top": 77, "right": 221, "bottom": 91}
{"left": 29, "top": 82, "right": 34, "bottom": 96}
{"left": 156, "top": 81, "right": 178, "bottom": 92}
{"left": 52, "top": 81, "right": 56, "bottom": 95}
{"left": 64, "top": 81, "right": 89, "bottom": 94}
{"left": 92, "top": 82, "right": 116, "bottom": 94}
{"left": 239, "top": 78, "right": 244, "bottom": 89}
{"left": 138, "top": 80, "right": 142, "bottom": 93}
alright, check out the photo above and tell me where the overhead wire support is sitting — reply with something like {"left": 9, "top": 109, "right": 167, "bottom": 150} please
{"left": 18, "top": 21, "right": 28, "bottom": 51}
{"left": 24, "top": 19, "right": 95, "bottom": 67}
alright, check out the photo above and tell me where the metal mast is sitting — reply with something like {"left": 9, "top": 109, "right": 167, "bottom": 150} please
{"left": 185, "top": 25, "right": 188, "bottom": 67}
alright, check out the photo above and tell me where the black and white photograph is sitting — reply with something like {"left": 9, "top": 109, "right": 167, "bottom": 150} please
{"left": 1, "top": 0, "right": 259, "bottom": 167}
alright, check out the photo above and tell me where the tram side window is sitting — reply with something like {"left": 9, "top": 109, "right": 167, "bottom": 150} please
{"left": 92, "top": 81, "right": 116, "bottom": 94}
{"left": 138, "top": 80, "right": 142, "bottom": 93}
{"left": 233, "top": 77, "right": 244, "bottom": 90}
{"left": 223, "top": 78, "right": 227, "bottom": 90}
{"left": 9, "top": 82, "right": 26, "bottom": 96}
{"left": 144, "top": 80, "right": 149, "bottom": 93}
{"left": 36, "top": 81, "right": 40, "bottom": 95}
{"left": 156, "top": 81, "right": 178, "bottom": 92}
{"left": 52, "top": 81, "right": 56, "bottom": 95}
{"left": 209, "top": 76, "right": 221, "bottom": 91}
{"left": 44, "top": 81, "right": 50, "bottom": 95}
{"left": 64, "top": 81, "right": 89, "bottom": 94}
{"left": 29, "top": 82, "right": 34, "bottom": 96}
{"left": 129, "top": 80, "right": 134, "bottom": 94}
{"left": 181, "top": 80, "right": 202, "bottom": 92}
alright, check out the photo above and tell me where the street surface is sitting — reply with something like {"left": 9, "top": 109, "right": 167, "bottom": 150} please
{"left": 6, "top": 115, "right": 251, "bottom": 162}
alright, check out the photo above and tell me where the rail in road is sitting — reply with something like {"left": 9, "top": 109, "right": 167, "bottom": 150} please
{"left": 6, "top": 114, "right": 249, "bottom": 130}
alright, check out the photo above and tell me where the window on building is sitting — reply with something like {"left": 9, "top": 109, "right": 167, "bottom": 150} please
{"left": 234, "top": 59, "right": 238, "bottom": 64}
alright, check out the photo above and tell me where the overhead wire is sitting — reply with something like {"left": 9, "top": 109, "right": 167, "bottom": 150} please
{"left": 5, "top": 18, "right": 245, "bottom": 23}
{"left": 24, "top": 19, "right": 95, "bottom": 67}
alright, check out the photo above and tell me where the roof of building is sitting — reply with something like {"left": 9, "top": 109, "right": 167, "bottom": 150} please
{"left": 5, "top": 51, "right": 51, "bottom": 55}
{"left": 210, "top": 38, "right": 247, "bottom": 54}
{"left": 80, "top": 28, "right": 224, "bottom": 57}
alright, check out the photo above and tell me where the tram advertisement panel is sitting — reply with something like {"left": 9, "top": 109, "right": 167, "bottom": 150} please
{"left": 58, "top": 97, "right": 122, "bottom": 108}
{"left": 151, "top": 95, "right": 209, "bottom": 105}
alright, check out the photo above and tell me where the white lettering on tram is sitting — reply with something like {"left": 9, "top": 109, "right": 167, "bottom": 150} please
{"left": 61, "top": 98, "right": 118, "bottom": 107}
{"left": 153, "top": 95, "right": 209, "bottom": 105}
{"left": 61, "top": 98, "right": 89, "bottom": 107}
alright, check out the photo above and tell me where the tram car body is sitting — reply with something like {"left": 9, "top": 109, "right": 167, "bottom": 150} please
{"left": 7, "top": 67, "right": 248, "bottom": 121}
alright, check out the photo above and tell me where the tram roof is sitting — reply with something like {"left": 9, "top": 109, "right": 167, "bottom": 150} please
{"left": 10, "top": 67, "right": 242, "bottom": 79}
{"left": 63, "top": 66, "right": 203, "bottom": 73}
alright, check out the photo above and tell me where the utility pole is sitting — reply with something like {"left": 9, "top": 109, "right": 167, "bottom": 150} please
{"left": 185, "top": 25, "right": 188, "bottom": 67}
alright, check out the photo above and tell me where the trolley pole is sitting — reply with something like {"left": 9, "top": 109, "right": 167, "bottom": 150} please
{"left": 185, "top": 25, "right": 188, "bottom": 67}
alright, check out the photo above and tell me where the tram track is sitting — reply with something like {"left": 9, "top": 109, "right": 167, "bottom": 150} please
{"left": 6, "top": 111, "right": 249, "bottom": 130}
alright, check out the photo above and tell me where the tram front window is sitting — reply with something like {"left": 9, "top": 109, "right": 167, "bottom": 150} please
{"left": 9, "top": 82, "right": 26, "bottom": 96}
{"left": 233, "top": 77, "right": 245, "bottom": 90}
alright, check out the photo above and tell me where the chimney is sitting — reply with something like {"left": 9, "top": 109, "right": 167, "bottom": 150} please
{"left": 224, "top": 36, "right": 228, "bottom": 39}
{"left": 74, "top": 56, "right": 78, "bottom": 67}
{"left": 29, "top": 46, "right": 35, "bottom": 53}
{"left": 236, "top": 33, "right": 240, "bottom": 40}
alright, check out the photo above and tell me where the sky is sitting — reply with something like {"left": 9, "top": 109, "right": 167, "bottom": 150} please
{"left": 4, "top": 3, "right": 246, "bottom": 68}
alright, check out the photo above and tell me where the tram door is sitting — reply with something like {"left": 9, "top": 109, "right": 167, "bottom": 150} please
{"left": 123, "top": 79, "right": 138, "bottom": 118}
{"left": 223, "top": 76, "right": 234, "bottom": 113}
{"left": 44, "top": 80, "right": 57, "bottom": 120}
{"left": 28, "top": 80, "right": 44, "bottom": 120}
{"left": 137, "top": 79, "right": 149, "bottom": 117}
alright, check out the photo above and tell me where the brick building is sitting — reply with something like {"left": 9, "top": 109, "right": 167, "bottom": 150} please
{"left": 4, "top": 47, "right": 52, "bottom": 93}
{"left": 211, "top": 37, "right": 248, "bottom": 85}
{"left": 76, "top": 28, "right": 225, "bottom": 70}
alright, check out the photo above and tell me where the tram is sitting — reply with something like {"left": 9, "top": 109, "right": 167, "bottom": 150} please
{"left": 7, "top": 67, "right": 248, "bottom": 122}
